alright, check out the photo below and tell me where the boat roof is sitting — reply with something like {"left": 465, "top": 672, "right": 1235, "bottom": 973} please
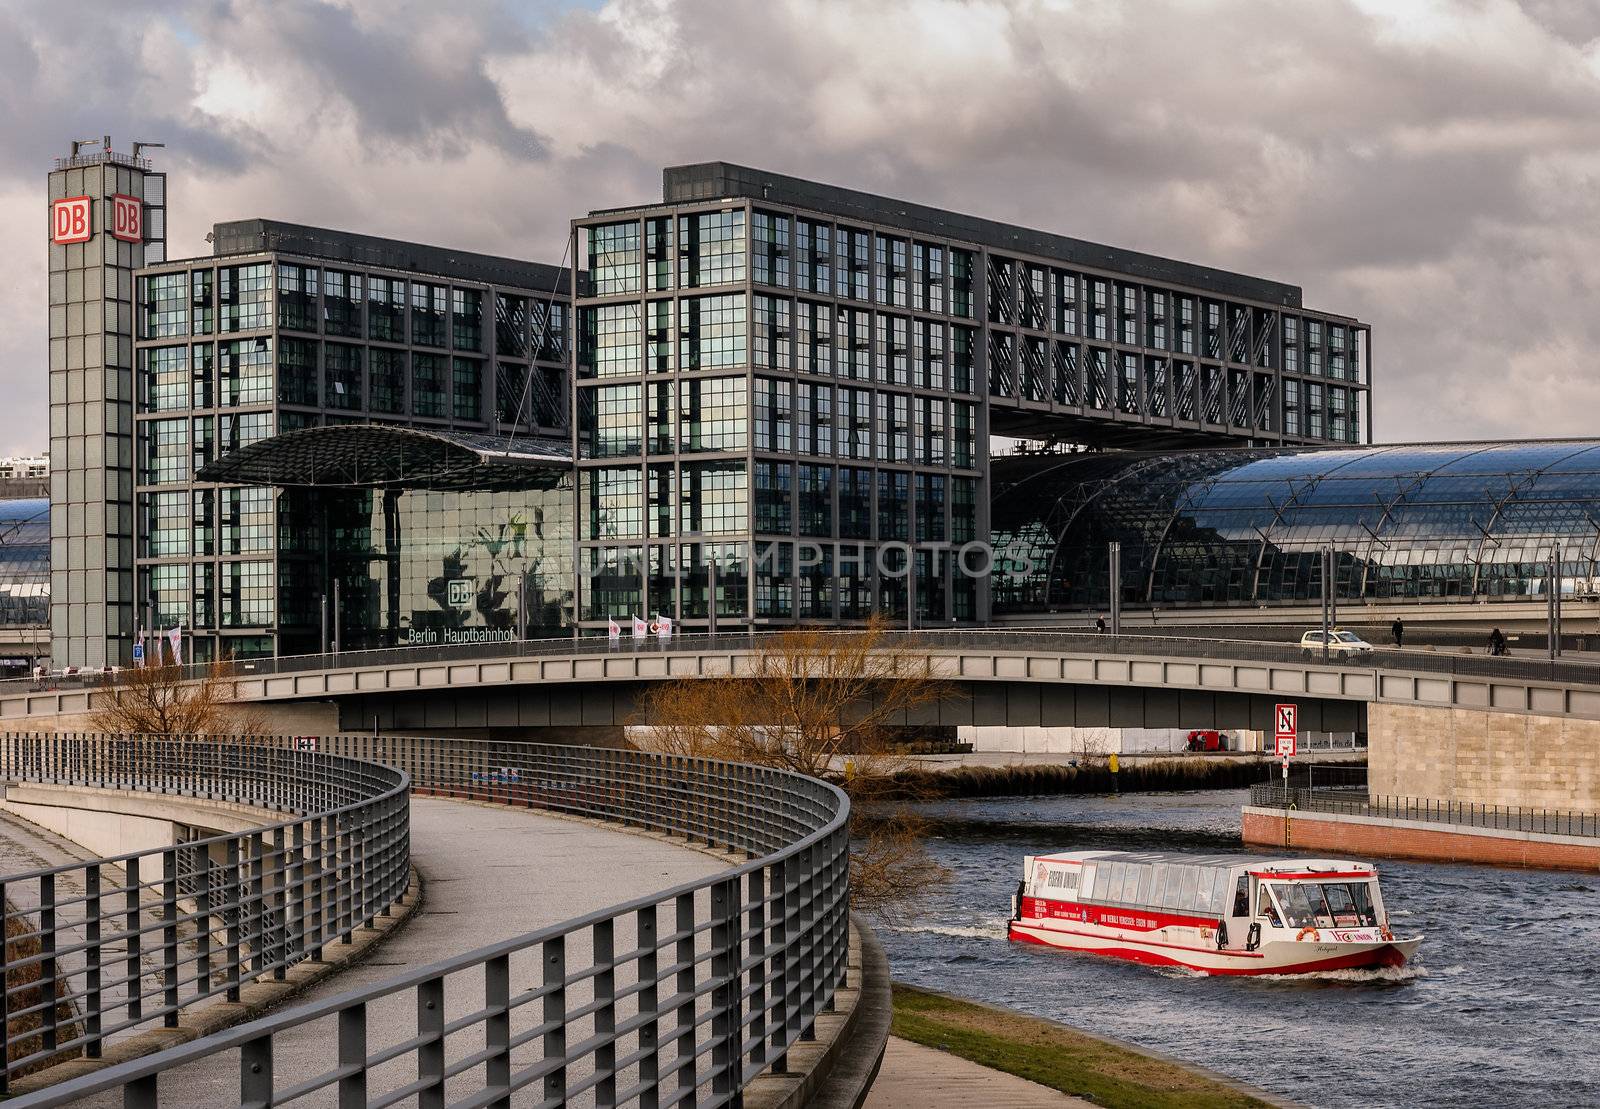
{"left": 1033, "top": 850, "right": 1375, "bottom": 873}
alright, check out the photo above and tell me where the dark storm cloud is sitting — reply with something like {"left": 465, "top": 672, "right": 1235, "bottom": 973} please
{"left": 5, "top": 0, "right": 1600, "bottom": 455}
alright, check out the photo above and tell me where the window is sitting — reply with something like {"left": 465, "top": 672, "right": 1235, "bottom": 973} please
{"left": 411, "top": 282, "right": 447, "bottom": 347}
{"left": 452, "top": 287, "right": 483, "bottom": 352}
{"left": 139, "top": 345, "right": 188, "bottom": 412}
{"left": 798, "top": 381, "right": 833, "bottom": 457}
{"left": 326, "top": 343, "right": 363, "bottom": 411}
{"left": 588, "top": 221, "right": 641, "bottom": 295}
{"left": 585, "top": 384, "right": 642, "bottom": 458}
{"left": 952, "top": 326, "right": 976, "bottom": 393}
{"left": 799, "top": 465, "right": 833, "bottom": 536}
{"left": 754, "top": 378, "right": 793, "bottom": 453}
{"left": 951, "top": 249, "right": 975, "bottom": 318}
{"left": 752, "top": 211, "right": 790, "bottom": 288}
{"left": 877, "top": 470, "right": 909, "bottom": 540}
{"left": 581, "top": 304, "right": 642, "bottom": 378}
{"left": 755, "top": 541, "right": 793, "bottom": 617}
{"left": 647, "top": 381, "right": 674, "bottom": 453}
{"left": 412, "top": 353, "right": 447, "bottom": 418}
{"left": 585, "top": 467, "right": 643, "bottom": 540}
{"left": 951, "top": 478, "right": 977, "bottom": 543}
{"left": 753, "top": 295, "right": 791, "bottom": 370}
{"left": 496, "top": 293, "right": 530, "bottom": 358}
{"left": 679, "top": 295, "right": 747, "bottom": 371}
{"left": 646, "top": 217, "right": 672, "bottom": 291}
{"left": 533, "top": 300, "right": 567, "bottom": 361}
{"left": 839, "top": 467, "right": 872, "bottom": 539}
{"left": 277, "top": 263, "right": 319, "bottom": 331}
{"left": 369, "top": 276, "right": 406, "bottom": 341}
{"left": 1056, "top": 271, "right": 1078, "bottom": 335}
{"left": 679, "top": 377, "right": 747, "bottom": 452}
{"left": 952, "top": 402, "right": 976, "bottom": 468}
{"left": 140, "top": 418, "right": 188, "bottom": 484}
{"left": 218, "top": 264, "right": 271, "bottom": 332}
{"left": 917, "top": 473, "right": 945, "bottom": 542}
{"left": 680, "top": 461, "right": 747, "bottom": 535}
{"left": 755, "top": 461, "right": 792, "bottom": 533}
{"left": 140, "top": 272, "right": 187, "bottom": 337}
{"left": 221, "top": 486, "right": 276, "bottom": 555}
{"left": 141, "top": 491, "right": 190, "bottom": 556}
{"left": 190, "top": 344, "right": 214, "bottom": 409}
{"left": 370, "top": 349, "right": 405, "bottom": 414}
{"left": 277, "top": 337, "right": 318, "bottom": 406}
{"left": 191, "top": 270, "right": 214, "bottom": 335}
{"left": 452, "top": 357, "right": 482, "bottom": 421}
{"left": 324, "top": 270, "right": 363, "bottom": 337}
{"left": 836, "top": 227, "right": 869, "bottom": 300}
{"left": 219, "top": 560, "right": 273, "bottom": 626}
{"left": 795, "top": 220, "right": 831, "bottom": 295}
{"left": 797, "top": 301, "right": 833, "bottom": 377}
{"left": 678, "top": 209, "right": 746, "bottom": 288}
{"left": 219, "top": 339, "right": 273, "bottom": 406}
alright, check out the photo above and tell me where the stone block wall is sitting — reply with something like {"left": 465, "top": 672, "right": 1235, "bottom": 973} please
{"left": 1369, "top": 702, "right": 1600, "bottom": 813}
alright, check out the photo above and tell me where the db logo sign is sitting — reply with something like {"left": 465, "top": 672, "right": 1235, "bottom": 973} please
{"left": 110, "top": 195, "right": 143, "bottom": 243}
{"left": 446, "top": 579, "right": 474, "bottom": 608}
{"left": 51, "top": 196, "right": 92, "bottom": 244}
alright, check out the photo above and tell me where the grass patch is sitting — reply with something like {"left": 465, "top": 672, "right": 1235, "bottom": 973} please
{"left": 890, "top": 983, "right": 1273, "bottom": 1109}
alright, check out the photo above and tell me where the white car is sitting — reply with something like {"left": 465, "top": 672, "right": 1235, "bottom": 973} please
{"left": 1300, "top": 629, "right": 1374, "bottom": 661}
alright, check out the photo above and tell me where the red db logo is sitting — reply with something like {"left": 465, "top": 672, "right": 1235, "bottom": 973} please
{"left": 110, "top": 195, "right": 142, "bottom": 243}
{"left": 52, "top": 196, "right": 92, "bottom": 244}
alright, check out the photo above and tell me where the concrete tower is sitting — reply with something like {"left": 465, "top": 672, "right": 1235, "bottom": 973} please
{"left": 46, "top": 137, "right": 166, "bottom": 667}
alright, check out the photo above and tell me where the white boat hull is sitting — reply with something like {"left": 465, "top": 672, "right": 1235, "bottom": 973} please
{"left": 1009, "top": 919, "right": 1422, "bottom": 976}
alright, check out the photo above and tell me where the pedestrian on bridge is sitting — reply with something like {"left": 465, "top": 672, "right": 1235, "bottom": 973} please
{"left": 1391, "top": 617, "right": 1405, "bottom": 648}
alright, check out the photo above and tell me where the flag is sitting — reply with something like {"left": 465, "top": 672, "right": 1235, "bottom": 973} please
{"left": 632, "top": 615, "right": 648, "bottom": 639}
{"left": 656, "top": 614, "right": 673, "bottom": 640}
{"left": 607, "top": 617, "right": 621, "bottom": 642}
{"left": 167, "top": 626, "right": 183, "bottom": 667}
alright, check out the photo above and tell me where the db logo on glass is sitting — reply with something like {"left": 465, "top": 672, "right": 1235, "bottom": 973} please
{"left": 110, "top": 195, "right": 143, "bottom": 243}
{"left": 51, "top": 196, "right": 93, "bottom": 244}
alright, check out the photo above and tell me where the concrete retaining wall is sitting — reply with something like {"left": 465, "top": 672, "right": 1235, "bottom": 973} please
{"left": 1242, "top": 805, "right": 1600, "bottom": 871}
{"left": 0, "top": 783, "right": 276, "bottom": 859}
{"left": 1369, "top": 702, "right": 1600, "bottom": 813}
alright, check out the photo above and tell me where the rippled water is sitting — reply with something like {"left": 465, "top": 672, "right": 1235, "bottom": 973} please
{"left": 878, "top": 790, "right": 1600, "bottom": 1109}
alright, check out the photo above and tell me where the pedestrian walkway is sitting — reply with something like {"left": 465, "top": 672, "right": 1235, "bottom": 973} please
{"left": 864, "top": 1035, "right": 1093, "bottom": 1108}
{"left": 61, "top": 795, "right": 731, "bottom": 1107}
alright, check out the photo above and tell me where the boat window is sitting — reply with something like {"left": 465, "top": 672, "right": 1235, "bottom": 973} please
{"left": 1116, "top": 865, "right": 1140, "bottom": 904}
{"left": 1134, "top": 865, "right": 1154, "bottom": 907}
{"left": 1231, "top": 876, "right": 1250, "bottom": 916}
{"left": 1204, "top": 870, "right": 1229, "bottom": 914}
{"left": 1176, "top": 866, "right": 1200, "bottom": 912}
{"left": 1257, "top": 887, "right": 1282, "bottom": 927}
{"left": 1080, "top": 863, "right": 1097, "bottom": 901}
{"left": 1150, "top": 864, "right": 1173, "bottom": 909}
{"left": 1320, "top": 882, "right": 1378, "bottom": 927}
{"left": 1270, "top": 882, "right": 1323, "bottom": 929}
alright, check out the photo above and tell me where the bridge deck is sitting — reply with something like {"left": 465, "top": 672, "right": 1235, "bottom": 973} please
{"left": 65, "top": 796, "right": 729, "bottom": 1108}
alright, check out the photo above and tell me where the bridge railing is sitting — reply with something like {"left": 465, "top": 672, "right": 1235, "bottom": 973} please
{"left": 13, "top": 625, "right": 1600, "bottom": 699}
{"left": 0, "top": 734, "right": 411, "bottom": 1090}
{"left": 1249, "top": 780, "right": 1600, "bottom": 838}
{"left": 12, "top": 739, "right": 851, "bottom": 1109}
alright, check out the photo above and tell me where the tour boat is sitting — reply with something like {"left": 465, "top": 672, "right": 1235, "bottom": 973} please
{"left": 1008, "top": 850, "right": 1421, "bottom": 976}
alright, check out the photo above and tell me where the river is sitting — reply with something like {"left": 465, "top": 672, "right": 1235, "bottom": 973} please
{"left": 878, "top": 789, "right": 1600, "bottom": 1108}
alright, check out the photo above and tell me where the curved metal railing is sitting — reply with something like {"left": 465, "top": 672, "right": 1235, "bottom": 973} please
{"left": 0, "top": 734, "right": 411, "bottom": 1090}
{"left": 10, "top": 739, "right": 852, "bottom": 1108}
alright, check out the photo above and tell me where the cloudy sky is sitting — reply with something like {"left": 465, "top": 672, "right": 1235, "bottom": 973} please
{"left": 3, "top": 0, "right": 1600, "bottom": 456}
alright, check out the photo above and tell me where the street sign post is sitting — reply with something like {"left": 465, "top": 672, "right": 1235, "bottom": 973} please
{"left": 1274, "top": 702, "right": 1298, "bottom": 788}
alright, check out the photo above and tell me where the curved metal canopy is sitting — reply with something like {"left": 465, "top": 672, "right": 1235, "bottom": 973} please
{"left": 195, "top": 425, "right": 573, "bottom": 491}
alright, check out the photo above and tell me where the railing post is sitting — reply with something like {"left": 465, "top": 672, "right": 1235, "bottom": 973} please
{"left": 418, "top": 976, "right": 445, "bottom": 1109}
{"left": 85, "top": 864, "right": 103, "bottom": 1057}
{"left": 485, "top": 954, "right": 511, "bottom": 1109}
{"left": 770, "top": 856, "right": 793, "bottom": 1073}
{"left": 162, "top": 852, "right": 180, "bottom": 1026}
{"left": 711, "top": 876, "right": 742, "bottom": 1099}
{"left": 636, "top": 907, "right": 660, "bottom": 1109}
{"left": 125, "top": 855, "right": 144, "bottom": 1022}
{"left": 593, "top": 920, "right": 617, "bottom": 1108}
{"left": 543, "top": 936, "right": 567, "bottom": 1105}
{"left": 39, "top": 873, "right": 58, "bottom": 1053}
{"left": 248, "top": 832, "right": 266, "bottom": 978}
{"left": 240, "top": 1033, "right": 273, "bottom": 1109}
{"left": 747, "top": 865, "right": 767, "bottom": 1071}
{"left": 310, "top": 815, "right": 327, "bottom": 961}
{"left": 338, "top": 1002, "right": 368, "bottom": 1109}
{"left": 674, "top": 891, "right": 696, "bottom": 1097}
{"left": 225, "top": 839, "right": 243, "bottom": 1003}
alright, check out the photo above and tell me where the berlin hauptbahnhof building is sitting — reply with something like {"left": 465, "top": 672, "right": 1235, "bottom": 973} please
{"left": 44, "top": 139, "right": 1587, "bottom": 668}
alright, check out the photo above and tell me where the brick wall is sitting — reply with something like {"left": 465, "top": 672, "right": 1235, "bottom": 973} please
{"left": 1369, "top": 702, "right": 1600, "bottom": 813}
{"left": 1242, "top": 809, "right": 1600, "bottom": 871}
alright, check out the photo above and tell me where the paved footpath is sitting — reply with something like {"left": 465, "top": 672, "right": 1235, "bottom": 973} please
{"left": 865, "top": 1035, "right": 1093, "bottom": 1108}
{"left": 65, "top": 795, "right": 729, "bottom": 1108}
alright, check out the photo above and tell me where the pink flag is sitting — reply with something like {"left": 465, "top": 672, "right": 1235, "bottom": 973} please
{"left": 167, "top": 626, "right": 183, "bottom": 667}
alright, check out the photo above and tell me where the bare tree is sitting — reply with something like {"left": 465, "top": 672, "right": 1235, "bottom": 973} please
{"left": 633, "top": 616, "right": 951, "bottom": 913}
{"left": 87, "top": 660, "right": 265, "bottom": 737}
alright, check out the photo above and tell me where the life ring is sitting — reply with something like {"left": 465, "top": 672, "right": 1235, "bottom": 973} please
{"left": 1296, "top": 927, "right": 1320, "bottom": 942}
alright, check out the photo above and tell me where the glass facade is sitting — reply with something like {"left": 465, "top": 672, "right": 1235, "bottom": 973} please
{"left": 990, "top": 442, "right": 1600, "bottom": 612}
{"left": 0, "top": 498, "right": 49, "bottom": 628}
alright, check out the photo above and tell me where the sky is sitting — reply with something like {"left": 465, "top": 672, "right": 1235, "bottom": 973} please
{"left": 4, "top": 0, "right": 1600, "bottom": 456}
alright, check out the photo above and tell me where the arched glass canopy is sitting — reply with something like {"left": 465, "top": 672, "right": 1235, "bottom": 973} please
{"left": 990, "top": 441, "right": 1600, "bottom": 612}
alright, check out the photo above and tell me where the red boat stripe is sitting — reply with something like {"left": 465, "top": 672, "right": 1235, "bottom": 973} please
{"left": 1013, "top": 921, "right": 1266, "bottom": 958}
{"left": 1008, "top": 927, "right": 1406, "bottom": 976}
